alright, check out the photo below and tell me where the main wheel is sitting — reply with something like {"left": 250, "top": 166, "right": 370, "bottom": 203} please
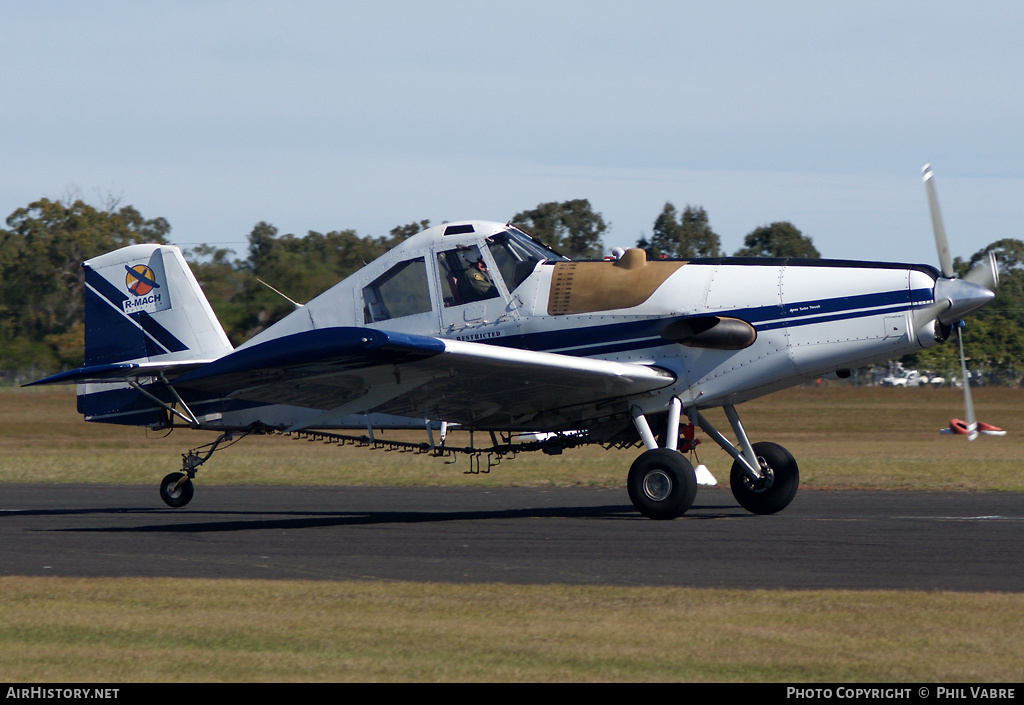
{"left": 730, "top": 441, "right": 799, "bottom": 515}
{"left": 160, "top": 472, "right": 195, "bottom": 508}
{"left": 627, "top": 449, "right": 697, "bottom": 520}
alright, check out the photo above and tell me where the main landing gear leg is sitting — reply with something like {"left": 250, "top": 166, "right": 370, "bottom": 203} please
{"left": 158, "top": 432, "right": 234, "bottom": 508}
{"left": 689, "top": 404, "right": 800, "bottom": 515}
{"left": 626, "top": 401, "right": 698, "bottom": 520}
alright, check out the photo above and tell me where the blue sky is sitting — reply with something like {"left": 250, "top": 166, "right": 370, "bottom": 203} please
{"left": 3, "top": 1, "right": 1022, "bottom": 264}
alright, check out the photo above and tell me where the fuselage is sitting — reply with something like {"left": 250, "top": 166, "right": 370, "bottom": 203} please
{"left": 241, "top": 219, "right": 942, "bottom": 417}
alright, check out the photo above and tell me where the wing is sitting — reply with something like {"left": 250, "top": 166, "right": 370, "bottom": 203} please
{"left": 173, "top": 326, "right": 676, "bottom": 430}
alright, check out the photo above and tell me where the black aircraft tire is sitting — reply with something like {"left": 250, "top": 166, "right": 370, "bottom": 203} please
{"left": 627, "top": 449, "right": 697, "bottom": 520}
{"left": 160, "top": 472, "right": 195, "bottom": 508}
{"left": 729, "top": 441, "right": 799, "bottom": 515}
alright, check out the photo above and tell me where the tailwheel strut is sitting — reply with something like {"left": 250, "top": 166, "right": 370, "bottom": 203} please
{"left": 158, "top": 431, "right": 247, "bottom": 508}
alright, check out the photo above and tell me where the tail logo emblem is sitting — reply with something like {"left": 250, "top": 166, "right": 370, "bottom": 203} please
{"left": 125, "top": 265, "right": 161, "bottom": 296}
{"left": 121, "top": 263, "right": 169, "bottom": 314}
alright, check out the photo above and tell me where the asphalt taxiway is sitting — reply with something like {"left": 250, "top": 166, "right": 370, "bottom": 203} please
{"left": 1, "top": 484, "right": 1021, "bottom": 590}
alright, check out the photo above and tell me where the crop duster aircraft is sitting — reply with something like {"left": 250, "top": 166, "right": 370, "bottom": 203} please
{"left": 28, "top": 166, "right": 999, "bottom": 519}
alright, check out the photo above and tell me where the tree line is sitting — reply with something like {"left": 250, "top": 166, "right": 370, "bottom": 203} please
{"left": 2, "top": 196, "right": 1020, "bottom": 386}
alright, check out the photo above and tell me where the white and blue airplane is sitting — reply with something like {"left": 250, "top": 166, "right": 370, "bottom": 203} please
{"left": 28, "top": 166, "right": 998, "bottom": 518}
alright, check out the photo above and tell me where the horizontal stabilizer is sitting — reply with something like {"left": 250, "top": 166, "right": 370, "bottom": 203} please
{"left": 25, "top": 360, "right": 214, "bottom": 387}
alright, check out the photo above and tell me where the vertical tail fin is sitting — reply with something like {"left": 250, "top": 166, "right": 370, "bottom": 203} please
{"left": 76, "top": 244, "right": 233, "bottom": 426}
{"left": 83, "top": 244, "right": 233, "bottom": 365}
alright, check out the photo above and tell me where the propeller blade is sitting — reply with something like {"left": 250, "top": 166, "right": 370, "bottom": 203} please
{"left": 922, "top": 164, "right": 955, "bottom": 278}
{"left": 963, "top": 250, "right": 999, "bottom": 292}
{"left": 955, "top": 324, "right": 978, "bottom": 441}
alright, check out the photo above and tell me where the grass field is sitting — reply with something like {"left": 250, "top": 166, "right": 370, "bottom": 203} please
{"left": 2, "top": 578, "right": 1021, "bottom": 683}
{"left": 1, "top": 385, "right": 1022, "bottom": 682}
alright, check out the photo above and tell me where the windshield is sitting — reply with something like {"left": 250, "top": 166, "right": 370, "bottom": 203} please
{"left": 485, "top": 228, "right": 568, "bottom": 293}
{"left": 501, "top": 226, "right": 568, "bottom": 262}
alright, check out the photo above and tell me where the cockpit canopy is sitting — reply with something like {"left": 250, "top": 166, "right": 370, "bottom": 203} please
{"left": 244, "top": 221, "right": 570, "bottom": 346}
{"left": 359, "top": 221, "right": 566, "bottom": 327}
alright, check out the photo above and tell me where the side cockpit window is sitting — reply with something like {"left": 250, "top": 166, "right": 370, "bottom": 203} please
{"left": 362, "top": 257, "right": 432, "bottom": 323}
{"left": 437, "top": 246, "right": 500, "bottom": 307}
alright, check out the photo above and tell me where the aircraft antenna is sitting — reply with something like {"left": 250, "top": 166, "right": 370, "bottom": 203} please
{"left": 256, "top": 278, "right": 305, "bottom": 308}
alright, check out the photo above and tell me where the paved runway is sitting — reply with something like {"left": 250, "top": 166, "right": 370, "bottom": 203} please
{"left": 1, "top": 484, "right": 1022, "bottom": 590}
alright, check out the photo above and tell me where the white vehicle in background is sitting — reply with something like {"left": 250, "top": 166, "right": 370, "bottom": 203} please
{"left": 881, "top": 369, "right": 914, "bottom": 386}
{"left": 881, "top": 368, "right": 945, "bottom": 387}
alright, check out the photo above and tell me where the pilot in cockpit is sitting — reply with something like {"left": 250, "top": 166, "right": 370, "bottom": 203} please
{"left": 459, "top": 255, "right": 497, "bottom": 302}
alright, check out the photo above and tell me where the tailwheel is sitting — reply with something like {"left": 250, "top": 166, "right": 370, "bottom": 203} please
{"left": 159, "top": 472, "right": 195, "bottom": 508}
{"left": 730, "top": 441, "right": 799, "bottom": 515}
{"left": 627, "top": 448, "right": 697, "bottom": 520}
{"left": 157, "top": 431, "right": 242, "bottom": 508}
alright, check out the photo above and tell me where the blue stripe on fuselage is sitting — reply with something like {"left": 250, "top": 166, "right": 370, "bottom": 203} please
{"left": 489, "top": 287, "right": 933, "bottom": 357}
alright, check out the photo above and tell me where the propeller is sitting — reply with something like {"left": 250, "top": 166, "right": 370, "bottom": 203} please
{"left": 964, "top": 249, "right": 999, "bottom": 291}
{"left": 923, "top": 164, "right": 954, "bottom": 278}
{"left": 921, "top": 164, "right": 997, "bottom": 440}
